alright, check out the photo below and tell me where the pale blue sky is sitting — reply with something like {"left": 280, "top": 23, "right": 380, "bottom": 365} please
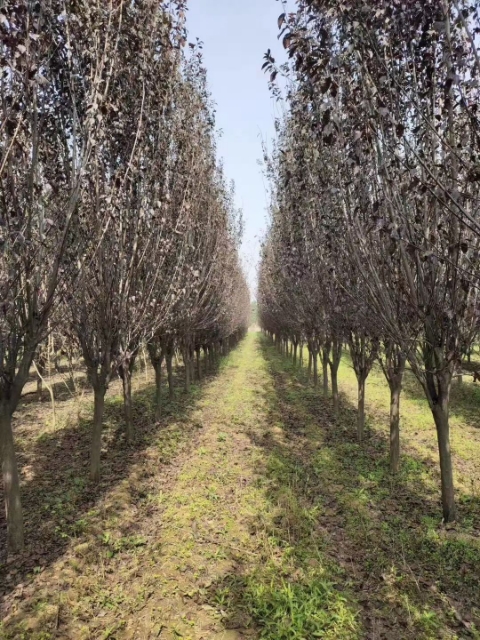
{"left": 186, "top": 0, "right": 285, "bottom": 296}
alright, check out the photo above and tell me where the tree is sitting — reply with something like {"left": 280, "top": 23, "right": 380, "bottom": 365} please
{"left": 0, "top": 0, "right": 126, "bottom": 551}
{"left": 263, "top": 0, "right": 480, "bottom": 521}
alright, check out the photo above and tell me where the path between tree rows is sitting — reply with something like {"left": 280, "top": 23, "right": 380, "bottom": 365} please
{"left": 2, "top": 333, "right": 479, "bottom": 639}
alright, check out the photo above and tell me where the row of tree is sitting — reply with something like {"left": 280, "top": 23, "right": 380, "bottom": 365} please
{"left": 258, "top": 0, "right": 480, "bottom": 523}
{"left": 0, "top": 1, "right": 249, "bottom": 553}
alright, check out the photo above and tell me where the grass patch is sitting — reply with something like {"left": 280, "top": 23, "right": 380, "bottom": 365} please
{"left": 261, "top": 337, "right": 480, "bottom": 639}
{"left": 2, "top": 333, "right": 479, "bottom": 639}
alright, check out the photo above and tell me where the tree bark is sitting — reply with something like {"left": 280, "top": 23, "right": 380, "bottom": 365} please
{"left": 184, "top": 350, "right": 191, "bottom": 393}
{"left": 203, "top": 346, "right": 208, "bottom": 374}
{"left": 0, "top": 405, "right": 24, "bottom": 552}
{"left": 119, "top": 353, "right": 137, "bottom": 442}
{"left": 153, "top": 358, "right": 163, "bottom": 420}
{"left": 37, "top": 355, "right": 46, "bottom": 401}
{"left": 389, "top": 383, "right": 401, "bottom": 474}
{"left": 357, "top": 376, "right": 366, "bottom": 442}
{"left": 331, "top": 365, "right": 339, "bottom": 414}
{"left": 308, "top": 349, "right": 313, "bottom": 380}
{"left": 432, "top": 402, "right": 456, "bottom": 522}
{"left": 166, "top": 351, "right": 174, "bottom": 399}
{"left": 380, "top": 346, "right": 406, "bottom": 473}
{"left": 328, "top": 337, "right": 342, "bottom": 416}
{"left": 322, "top": 347, "right": 329, "bottom": 397}
{"left": 190, "top": 346, "right": 195, "bottom": 381}
{"left": 90, "top": 384, "right": 106, "bottom": 482}
{"left": 121, "top": 369, "right": 133, "bottom": 442}
{"left": 196, "top": 348, "right": 202, "bottom": 381}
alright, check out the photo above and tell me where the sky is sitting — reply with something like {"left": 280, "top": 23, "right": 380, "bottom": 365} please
{"left": 186, "top": 0, "right": 286, "bottom": 297}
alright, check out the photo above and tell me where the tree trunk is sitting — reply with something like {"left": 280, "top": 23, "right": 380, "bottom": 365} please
{"left": 90, "top": 384, "right": 106, "bottom": 482}
{"left": 166, "top": 352, "right": 174, "bottom": 399}
{"left": 308, "top": 349, "right": 313, "bottom": 380}
{"left": 203, "top": 346, "right": 208, "bottom": 375}
{"left": 153, "top": 358, "right": 163, "bottom": 420}
{"left": 0, "top": 405, "right": 24, "bottom": 552}
{"left": 313, "top": 352, "right": 319, "bottom": 388}
{"left": 322, "top": 350, "right": 329, "bottom": 397}
{"left": 357, "top": 376, "right": 366, "bottom": 442}
{"left": 121, "top": 369, "right": 133, "bottom": 442}
{"left": 389, "top": 382, "right": 401, "bottom": 474}
{"left": 293, "top": 342, "right": 298, "bottom": 366}
{"left": 300, "top": 344, "right": 304, "bottom": 367}
{"left": 432, "top": 403, "right": 456, "bottom": 522}
{"left": 37, "top": 355, "right": 46, "bottom": 401}
{"left": 184, "top": 350, "right": 191, "bottom": 393}
{"left": 196, "top": 348, "right": 202, "bottom": 381}
{"left": 330, "top": 365, "right": 339, "bottom": 414}
{"left": 189, "top": 346, "right": 195, "bottom": 382}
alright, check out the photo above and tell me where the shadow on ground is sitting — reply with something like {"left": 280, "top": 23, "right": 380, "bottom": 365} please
{"left": 206, "top": 337, "right": 480, "bottom": 640}
{"left": 0, "top": 358, "right": 221, "bottom": 605}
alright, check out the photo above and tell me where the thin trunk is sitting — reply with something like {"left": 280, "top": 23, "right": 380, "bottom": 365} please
{"left": 293, "top": 342, "right": 298, "bottom": 366}
{"left": 389, "top": 382, "right": 401, "bottom": 474}
{"left": 322, "top": 350, "right": 329, "bottom": 397}
{"left": 37, "top": 355, "right": 46, "bottom": 401}
{"left": 432, "top": 402, "right": 456, "bottom": 522}
{"left": 90, "top": 384, "right": 106, "bottom": 482}
{"left": 0, "top": 405, "right": 24, "bottom": 552}
{"left": 357, "top": 376, "right": 366, "bottom": 442}
{"left": 33, "top": 359, "right": 56, "bottom": 430}
{"left": 121, "top": 369, "right": 133, "bottom": 442}
{"left": 190, "top": 347, "right": 195, "bottom": 382}
{"left": 196, "top": 348, "right": 202, "bottom": 381}
{"left": 203, "top": 346, "right": 208, "bottom": 375}
{"left": 329, "top": 336, "right": 342, "bottom": 416}
{"left": 142, "top": 347, "right": 149, "bottom": 383}
{"left": 68, "top": 352, "right": 76, "bottom": 392}
{"left": 308, "top": 350, "right": 313, "bottom": 380}
{"left": 300, "top": 344, "right": 304, "bottom": 367}
{"left": 331, "top": 367, "right": 339, "bottom": 414}
{"left": 184, "top": 351, "right": 191, "bottom": 393}
{"left": 166, "top": 352, "right": 174, "bottom": 399}
{"left": 154, "top": 358, "right": 163, "bottom": 420}
{"left": 313, "top": 352, "right": 318, "bottom": 388}
{"left": 381, "top": 345, "right": 406, "bottom": 473}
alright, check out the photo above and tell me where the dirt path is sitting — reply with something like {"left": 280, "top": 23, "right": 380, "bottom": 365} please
{"left": 125, "top": 333, "right": 275, "bottom": 639}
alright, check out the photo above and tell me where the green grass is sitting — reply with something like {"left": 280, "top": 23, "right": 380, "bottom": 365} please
{"left": 265, "top": 337, "right": 480, "bottom": 639}
{"left": 1, "top": 333, "right": 479, "bottom": 639}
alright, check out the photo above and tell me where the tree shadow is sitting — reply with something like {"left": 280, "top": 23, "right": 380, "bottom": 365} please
{"left": 0, "top": 355, "right": 222, "bottom": 608}
{"left": 18, "top": 373, "right": 90, "bottom": 407}
{"left": 204, "top": 338, "right": 480, "bottom": 639}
